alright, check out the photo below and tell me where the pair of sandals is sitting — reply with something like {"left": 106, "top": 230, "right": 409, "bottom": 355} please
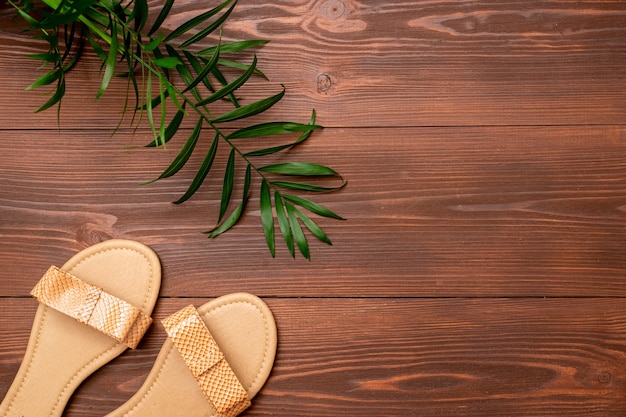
{"left": 0, "top": 239, "right": 277, "bottom": 417}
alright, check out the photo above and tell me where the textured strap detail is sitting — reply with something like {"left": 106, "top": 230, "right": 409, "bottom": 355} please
{"left": 162, "top": 305, "right": 251, "bottom": 417}
{"left": 31, "top": 266, "right": 152, "bottom": 349}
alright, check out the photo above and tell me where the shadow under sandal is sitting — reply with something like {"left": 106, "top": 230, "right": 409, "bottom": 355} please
{"left": 106, "top": 293, "right": 277, "bottom": 417}
{"left": 0, "top": 239, "right": 162, "bottom": 417}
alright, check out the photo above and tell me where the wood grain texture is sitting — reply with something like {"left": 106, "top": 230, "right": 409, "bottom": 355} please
{"left": 0, "top": 298, "right": 625, "bottom": 417}
{"left": 1, "top": 1, "right": 626, "bottom": 128}
{"left": 0, "top": 126, "right": 624, "bottom": 297}
{"left": 0, "top": 0, "right": 625, "bottom": 416}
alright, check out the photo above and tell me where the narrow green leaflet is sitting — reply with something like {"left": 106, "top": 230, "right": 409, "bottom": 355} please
{"left": 293, "top": 206, "right": 332, "bottom": 245}
{"left": 243, "top": 111, "right": 319, "bottom": 156}
{"left": 271, "top": 181, "right": 342, "bottom": 193}
{"left": 208, "top": 163, "right": 251, "bottom": 238}
{"left": 152, "top": 57, "right": 182, "bottom": 68}
{"left": 217, "top": 59, "right": 268, "bottom": 80}
{"left": 260, "top": 180, "right": 275, "bottom": 257}
{"left": 8, "top": 0, "right": 38, "bottom": 25}
{"left": 228, "top": 122, "right": 322, "bottom": 140}
{"left": 182, "top": 42, "right": 221, "bottom": 93}
{"left": 145, "top": 104, "right": 186, "bottom": 148}
{"left": 218, "top": 148, "right": 236, "bottom": 222}
{"left": 179, "top": 0, "right": 237, "bottom": 48}
{"left": 96, "top": 16, "right": 117, "bottom": 99}
{"left": 286, "top": 202, "right": 310, "bottom": 260}
{"left": 196, "top": 55, "right": 257, "bottom": 106}
{"left": 147, "top": 0, "right": 174, "bottom": 36}
{"left": 36, "top": 75, "right": 65, "bottom": 113}
{"left": 130, "top": 0, "right": 148, "bottom": 32}
{"left": 144, "top": 33, "right": 164, "bottom": 51}
{"left": 211, "top": 88, "right": 285, "bottom": 123}
{"left": 149, "top": 118, "right": 203, "bottom": 182}
{"left": 198, "top": 40, "right": 269, "bottom": 56}
{"left": 283, "top": 194, "right": 344, "bottom": 220}
{"left": 184, "top": 52, "right": 217, "bottom": 94}
{"left": 210, "top": 65, "right": 239, "bottom": 106}
{"left": 274, "top": 192, "right": 295, "bottom": 257}
{"left": 259, "top": 162, "right": 339, "bottom": 177}
{"left": 164, "top": 0, "right": 234, "bottom": 43}
{"left": 173, "top": 133, "right": 219, "bottom": 204}
{"left": 27, "top": 69, "right": 62, "bottom": 90}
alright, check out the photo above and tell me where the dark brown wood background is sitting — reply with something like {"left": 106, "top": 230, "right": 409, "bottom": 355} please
{"left": 1, "top": 1, "right": 626, "bottom": 416}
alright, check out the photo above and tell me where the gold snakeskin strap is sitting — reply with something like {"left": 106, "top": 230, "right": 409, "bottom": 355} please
{"left": 31, "top": 266, "right": 152, "bottom": 349}
{"left": 162, "top": 305, "right": 251, "bottom": 417}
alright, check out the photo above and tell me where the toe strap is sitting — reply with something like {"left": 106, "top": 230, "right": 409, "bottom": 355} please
{"left": 162, "top": 305, "right": 251, "bottom": 417}
{"left": 31, "top": 266, "right": 152, "bottom": 349}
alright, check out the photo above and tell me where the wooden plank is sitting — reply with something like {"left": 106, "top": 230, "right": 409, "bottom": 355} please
{"left": 1, "top": 1, "right": 626, "bottom": 128}
{"left": 1, "top": 126, "right": 625, "bottom": 297}
{"left": 1, "top": 297, "right": 624, "bottom": 416}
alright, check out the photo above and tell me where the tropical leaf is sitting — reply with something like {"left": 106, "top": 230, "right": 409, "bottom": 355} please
{"left": 145, "top": 104, "right": 186, "bottom": 148}
{"left": 95, "top": 17, "right": 117, "bottom": 99}
{"left": 227, "top": 121, "right": 322, "bottom": 139}
{"left": 164, "top": 0, "right": 234, "bottom": 43}
{"left": 259, "top": 162, "right": 339, "bottom": 176}
{"left": 148, "top": 117, "right": 203, "bottom": 182}
{"left": 198, "top": 40, "right": 269, "bottom": 56}
{"left": 293, "top": 206, "right": 332, "bottom": 245}
{"left": 286, "top": 202, "right": 310, "bottom": 260}
{"left": 196, "top": 55, "right": 257, "bottom": 106}
{"left": 270, "top": 181, "right": 342, "bottom": 193}
{"left": 174, "top": 132, "right": 219, "bottom": 204}
{"left": 211, "top": 87, "right": 285, "bottom": 123}
{"left": 260, "top": 179, "right": 275, "bottom": 257}
{"left": 208, "top": 163, "right": 251, "bottom": 237}
{"left": 182, "top": 41, "right": 221, "bottom": 93}
{"left": 13, "top": 0, "right": 345, "bottom": 258}
{"left": 179, "top": 0, "right": 237, "bottom": 48}
{"left": 218, "top": 148, "right": 236, "bottom": 222}
{"left": 147, "top": 0, "right": 174, "bottom": 36}
{"left": 35, "top": 75, "right": 65, "bottom": 113}
{"left": 282, "top": 194, "right": 344, "bottom": 220}
{"left": 152, "top": 57, "right": 182, "bottom": 68}
{"left": 274, "top": 192, "right": 295, "bottom": 257}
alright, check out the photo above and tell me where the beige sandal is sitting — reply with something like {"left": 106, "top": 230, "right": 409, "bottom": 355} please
{"left": 106, "top": 293, "right": 277, "bottom": 417}
{"left": 0, "top": 239, "right": 161, "bottom": 417}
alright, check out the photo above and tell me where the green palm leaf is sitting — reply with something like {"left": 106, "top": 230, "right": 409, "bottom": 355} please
{"left": 218, "top": 148, "right": 236, "bottom": 222}
{"left": 14, "top": 0, "right": 345, "bottom": 258}
{"left": 211, "top": 87, "right": 285, "bottom": 123}
{"left": 228, "top": 122, "right": 322, "bottom": 139}
{"left": 179, "top": 0, "right": 237, "bottom": 48}
{"left": 286, "top": 202, "right": 310, "bottom": 260}
{"left": 164, "top": 0, "right": 234, "bottom": 43}
{"left": 274, "top": 192, "right": 294, "bottom": 257}
{"left": 147, "top": 0, "right": 174, "bottom": 36}
{"left": 293, "top": 207, "right": 332, "bottom": 245}
{"left": 148, "top": 118, "right": 203, "bottom": 182}
{"left": 208, "top": 163, "right": 251, "bottom": 237}
{"left": 196, "top": 55, "right": 257, "bottom": 106}
{"left": 260, "top": 179, "right": 275, "bottom": 257}
{"left": 174, "top": 132, "right": 219, "bottom": 204}
{"left": 283, "top": 194, "right": 344, "bottom": 220}
{"left": 259, "top": 162, "right": 339, "bottom": 176}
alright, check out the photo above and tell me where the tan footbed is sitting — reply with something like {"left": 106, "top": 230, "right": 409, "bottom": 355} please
{"left": 0, "top": 239, "right": 161, "bottom": 417}
{"left": 105, "top": 293, "right": 277, "bottom": 417}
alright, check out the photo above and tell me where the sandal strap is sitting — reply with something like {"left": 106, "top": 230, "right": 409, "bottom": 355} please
{"left": 31, "top": 266, "right": 152, "bottom": 349}
{"left": 162, "top": 305, "right": 251, "bottom": 417}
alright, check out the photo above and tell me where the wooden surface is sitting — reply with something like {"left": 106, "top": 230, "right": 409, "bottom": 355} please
{"left": 1, "top": 1, "right": 626, "bottom": 416}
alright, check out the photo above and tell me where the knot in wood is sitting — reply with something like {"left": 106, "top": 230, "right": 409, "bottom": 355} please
{"left": 319, "top": 0, "right": 346, "bottom": 20}
{"left": 317, "top": 74, "right": 333, "bottom": 93}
